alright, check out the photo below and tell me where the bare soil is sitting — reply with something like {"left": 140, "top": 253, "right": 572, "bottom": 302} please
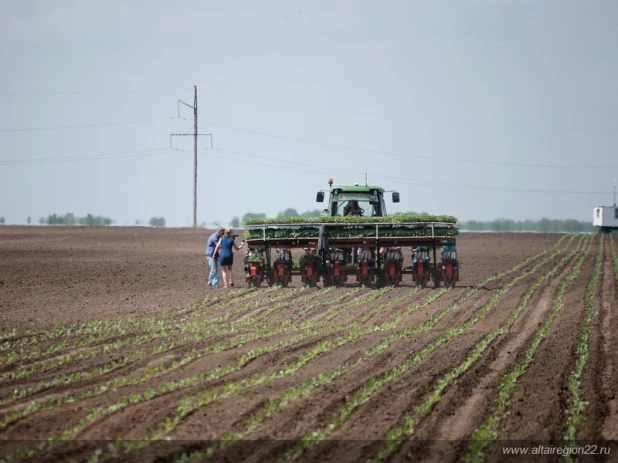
{"left": 1, "top": 226, "right": 614, "bottom": 463}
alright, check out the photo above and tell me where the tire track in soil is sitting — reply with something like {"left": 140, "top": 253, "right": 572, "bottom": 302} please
{"left": 185, "top": 244, "right": 576, "bottom": 463}
{"left": 398, "top": 239, "right": 592, "bottom": 462}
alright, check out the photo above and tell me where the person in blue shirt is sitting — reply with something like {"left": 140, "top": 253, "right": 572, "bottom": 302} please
{"left": 213, "top": 229, "right": 244, "bottom": 288}
{"left": 205, "top": 227, "right": 225, "bottom": 288}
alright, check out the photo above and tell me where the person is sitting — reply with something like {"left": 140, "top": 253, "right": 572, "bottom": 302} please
{"left": 213, "top": 229, "right": 244, "bottom": 288}
{"left": 205, "top": 227, "right": 225, "bottom": 288}
{"left": 344, "top": 200, "right": 362, "bottom": 216}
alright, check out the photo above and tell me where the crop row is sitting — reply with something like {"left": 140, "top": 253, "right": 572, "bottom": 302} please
{"left": 0, "top": 236, "right": 572, "bottom": 463}
{"left": 0, "top": 287, "right": 395, "bottom": 428}
{"left": 0, "top": 287, "right": 314, "bottom": 386}
{"left": 463, "top": 235, "right": 594, "bottom": 462}
{"left": 279, "top": 236, "right": 586, "bottom": 462}
{"left": 0, "top": 287, "right": 260, "bottom": 354}
{"left": 72, "top": 235, "right": 578, "bottom": 462}
{"left": 562, "top": 232, "right": 604, "bottom": 460}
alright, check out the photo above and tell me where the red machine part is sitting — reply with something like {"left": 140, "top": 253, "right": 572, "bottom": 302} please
{"left": 356, "top": 260, "right": 374, "bottom": 284}
{"left": 441, "top": 262, "right": 459, "bottom": 287}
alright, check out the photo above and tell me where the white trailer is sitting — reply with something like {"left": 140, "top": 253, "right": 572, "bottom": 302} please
{"left": 593, "top": 205, "right": 618, "bottom": 231}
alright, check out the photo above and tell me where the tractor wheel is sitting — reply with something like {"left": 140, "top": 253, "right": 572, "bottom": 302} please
{"left": 250, "top": 277, "right": 261, "bottom": 288}
{"left": 445, "top": 276, "right": 455, "bottom": 288}
{"left": 333, "top": 275, "right": 342, "bottom": 287}
{"left": 388, "top": 275, "right": 399, "bottom": 287}
{"left": 277, "top": 276, "right": 289, "bottom": 288}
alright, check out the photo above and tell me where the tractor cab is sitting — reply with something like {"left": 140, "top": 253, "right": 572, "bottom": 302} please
{"left": 316, "top": 178, "right": 400, "bottom": 217}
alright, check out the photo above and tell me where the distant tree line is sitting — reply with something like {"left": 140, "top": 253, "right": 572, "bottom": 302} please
{"left": 40, "top": 213, "right": 114, "bottom": 226}
{"left": 460, "top": 218, "right": 596, "bottom": 233}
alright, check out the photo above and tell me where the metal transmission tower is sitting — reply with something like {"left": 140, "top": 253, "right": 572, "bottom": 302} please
{"left": 170, "top": 85, "right": 213, "bottom": 228}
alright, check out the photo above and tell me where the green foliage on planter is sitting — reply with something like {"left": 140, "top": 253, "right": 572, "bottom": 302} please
{"left": 242, "top": 214, "right": 458, "bottom": 226}
{"left": 244, "top": 226, "right": 459, "bottom": 240}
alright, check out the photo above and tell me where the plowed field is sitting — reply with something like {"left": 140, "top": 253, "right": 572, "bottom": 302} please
{"left": 1, "top": 227, "right": 617, "bottom": 462}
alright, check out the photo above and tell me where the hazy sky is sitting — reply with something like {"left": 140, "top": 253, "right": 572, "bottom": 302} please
{"left": 1, "top": 0, "right": 617, "bottom": 227}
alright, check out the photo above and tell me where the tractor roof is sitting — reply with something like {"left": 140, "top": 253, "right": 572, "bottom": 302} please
{"left": 329, "top": 185, "right": 385, "bottom": 193}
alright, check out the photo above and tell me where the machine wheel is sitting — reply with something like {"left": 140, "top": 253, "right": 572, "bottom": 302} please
{"left": 249, "top": 277, "right": 261, "bottom": 288}
{"left": 277, "top": 276, "right": 289, "bottom": 287}
{"left": 388, "top": 275, "right": 399, "bottom": 287}
{"left": 445, "top": 276, "right": 455, "bottom": 288}
{"left": 333, "top": 275, "right": 343, "bottom": 287}
{"left": 304, "top": 275, "right": 317, "bottom": 287}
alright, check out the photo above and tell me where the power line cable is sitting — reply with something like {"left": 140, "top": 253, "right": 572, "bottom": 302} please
{"left": 4, "top": 86, "right": 614, "bottom": 133}
{"left": 193, "top": 88, "right": 618, "bottom": 133}
{"left": 0, "top": 148, "right": 176, "bottom": 165}
{"left": 0, "top": 89, "right": 186, "bottom": 95}
{"left": 196, "top": 120, "right": 618, "bottom": 170}
{"left": 211, "top": 147, "right": 613, "bottom": 196}
{"left": 0, "top": 117, "right": 177, "bottom": 133}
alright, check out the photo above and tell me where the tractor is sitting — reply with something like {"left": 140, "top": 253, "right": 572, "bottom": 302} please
{"left": 242, "top": 177, "right": 459, "bottom": 288}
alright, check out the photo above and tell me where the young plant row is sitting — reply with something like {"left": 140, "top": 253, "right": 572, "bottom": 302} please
{"left": 371, "top": 236, "right": 591, "bottom": 462}
{"left": 278, "top": 236, "right": 586, "bottom": 463}
{"left": 462, "top": 235, "right": 595, "bottom": 462}
{"left": 0, "top": 287, "right": 332, "bottom": 404}
{"left": 1, "top": 288, "right": 422, "bottom": 462}
{"left": 0, "top": 287, "right": 259, "bottom": 356}
{"left": 0, "top": 287, "right": 385, "bottom": 427}
{"left": 0, "top": 287, "right": 278, "bottom": 367}
{"left": 78, "top": 235, "right": 575, "bottom": 463}
{"left": 562, "top": 233, "right": 604, "bottom": 459}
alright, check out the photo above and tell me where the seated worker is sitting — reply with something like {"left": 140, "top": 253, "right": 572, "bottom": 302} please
{"left": 343, "top": 200, "right": 362, "bottom": 216}
{"left": 412, "top": 246, "right": 431, "bottom": 267}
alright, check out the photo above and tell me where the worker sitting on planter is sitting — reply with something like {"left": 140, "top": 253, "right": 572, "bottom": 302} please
{"left": 412, "top": 246, "right": 431, "bottom": 269}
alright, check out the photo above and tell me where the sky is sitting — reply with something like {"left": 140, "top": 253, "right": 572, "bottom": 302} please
{"left": 1, "top": 0, "right": 617, "bottom": 227}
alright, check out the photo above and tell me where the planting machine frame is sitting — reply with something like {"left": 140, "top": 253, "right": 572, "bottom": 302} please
{"left": 242, "top": 222, "right": 459, "bottom": 288}
{"left": 242, "top": 178, "right": 460, "bottom": 288}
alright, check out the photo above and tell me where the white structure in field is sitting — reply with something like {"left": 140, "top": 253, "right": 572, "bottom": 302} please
{"left": 593, "top": 180, "right": 618, "bottom": 231}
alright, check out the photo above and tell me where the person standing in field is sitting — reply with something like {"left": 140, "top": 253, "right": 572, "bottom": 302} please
{"left": 205, "top": 227, "right": 225, "bottom": 288}
{"left": 213, "top": 229, "right": 244, "bottom": 288}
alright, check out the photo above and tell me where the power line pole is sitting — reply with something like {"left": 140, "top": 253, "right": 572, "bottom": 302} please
{"left": 193, "top": 86, "right": 198, "bottom": 228}
{"left": 170, "top": 85, "right": 213, "bottom": 228}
